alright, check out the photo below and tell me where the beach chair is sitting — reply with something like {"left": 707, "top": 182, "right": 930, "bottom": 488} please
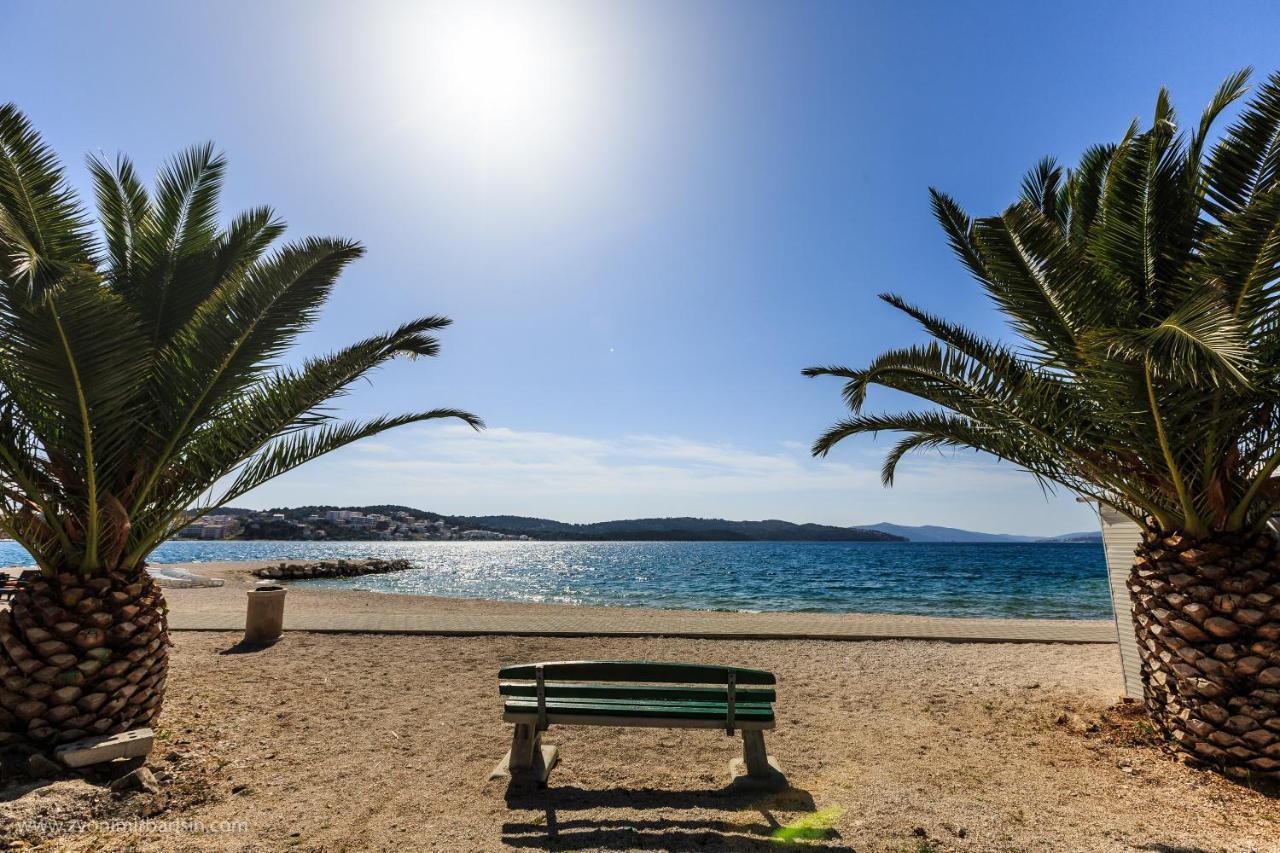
{"left": 493, "top": 660, "right": 782, "bottom": 785}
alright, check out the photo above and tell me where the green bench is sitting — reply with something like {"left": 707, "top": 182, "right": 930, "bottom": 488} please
{"left": 494, "top": 660, "right": 781, "bottom": 784}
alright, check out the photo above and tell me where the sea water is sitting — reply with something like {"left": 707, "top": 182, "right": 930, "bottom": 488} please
{"left": 0, "top": 539, "right": 1109, "bottom": 619}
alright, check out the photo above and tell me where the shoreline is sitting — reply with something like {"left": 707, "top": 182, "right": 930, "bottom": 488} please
{"left": 2, "top": 539, "right": 1112, "bottom": 621}
{"left": 160, "top": 556, "right": 1110, "bottom": 618}
{"left": 153, "top": 560, "right": 1117, "bottom": 644}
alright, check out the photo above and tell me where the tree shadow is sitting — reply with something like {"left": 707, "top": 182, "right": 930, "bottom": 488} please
{"left": 0, "top": 777, "right": 59, "bottom": 802}
{"left": 0, "top": 749, "right": 146, "bottom": 801}
{"left": 1245, "top": 777, "right": 1280, "bottom": 800}
{"left": 0, "top": 747, "right": 55, "bottom": 800}
{"left": 502, "top": 782, "right": 853, "bottom": 850}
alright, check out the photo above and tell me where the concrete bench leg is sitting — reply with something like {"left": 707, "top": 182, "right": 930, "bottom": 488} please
{"left": 742, "top": 730, "right": 772, "bottom": 777}
{"left": 510, "top": 723, "right": 538, "bottom": 771}
{"left": 730, "top": 730, "right": 784, "bottom": 786}
{"left": 490, "top": 723, "right": 558, "bottom": 784}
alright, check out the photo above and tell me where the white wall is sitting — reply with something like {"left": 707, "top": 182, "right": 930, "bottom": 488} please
{"left": 1099, "top": 505, "right": 1144, "bottom": 700}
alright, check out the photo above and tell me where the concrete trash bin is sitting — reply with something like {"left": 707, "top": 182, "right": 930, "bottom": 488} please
{"left": 244, "top": 583, "right": 286, "bottom": 645}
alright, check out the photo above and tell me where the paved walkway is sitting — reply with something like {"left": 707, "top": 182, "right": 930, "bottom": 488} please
{"left": 168, "top": 605, "right": 1116, "bottom": 644}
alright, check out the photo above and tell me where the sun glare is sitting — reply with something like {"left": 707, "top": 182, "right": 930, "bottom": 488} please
{"left": 383, "top": 2, "right": 599, "bottom": 190}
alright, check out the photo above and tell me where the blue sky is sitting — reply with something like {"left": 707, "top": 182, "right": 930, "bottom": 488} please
{"left": 6, "top": 0, "right": 1280, "bottom": 534}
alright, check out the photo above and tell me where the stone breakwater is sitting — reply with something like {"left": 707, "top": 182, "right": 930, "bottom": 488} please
{"left": 251, "top": 559, "right": 413, "bottom": 581}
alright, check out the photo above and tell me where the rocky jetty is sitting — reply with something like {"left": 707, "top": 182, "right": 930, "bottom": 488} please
{"left": 251, "top": 559, "right": 413, "bottom": 581}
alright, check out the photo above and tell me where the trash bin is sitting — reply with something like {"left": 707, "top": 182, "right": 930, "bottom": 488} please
{"left": 244, "top": 583, "right": 286, "bottom": 645}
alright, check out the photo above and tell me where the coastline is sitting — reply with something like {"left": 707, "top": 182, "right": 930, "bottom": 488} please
{"left": 2, "top": 538, "right": 1111, "bottom": 620}
{"left": 154, "top": 560, "right": 1117, "bottom": 644}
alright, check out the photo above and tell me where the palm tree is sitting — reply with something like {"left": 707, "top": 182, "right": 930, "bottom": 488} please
{"left": 0, "top": 106, "right": 480, "bottom": 748}
{"left": 806, "top": 69, "right": 1280, "bottom": 782}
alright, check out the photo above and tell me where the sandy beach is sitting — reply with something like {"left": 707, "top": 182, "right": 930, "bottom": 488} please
{"left": 0, "top": 560, "right": 1276, "bottom": 850}
{"left": 5, "top": 631, "right": 1280, "bottom": 851}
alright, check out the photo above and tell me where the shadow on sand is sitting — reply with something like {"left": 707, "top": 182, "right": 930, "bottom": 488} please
{"left": 217, "top": 640, "right": 279, "bottom": 655}
{"left": 502, "top": 779, "right": 853, "bottom": 850}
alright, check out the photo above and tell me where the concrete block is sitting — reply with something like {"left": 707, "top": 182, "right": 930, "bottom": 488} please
{"left": 55, "top": 727, "right": 154, "bottom": 768}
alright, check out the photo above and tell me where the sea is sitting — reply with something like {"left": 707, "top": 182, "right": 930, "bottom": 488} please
{"left": 0, "top": 539, "right": 1110, "bottom": 620}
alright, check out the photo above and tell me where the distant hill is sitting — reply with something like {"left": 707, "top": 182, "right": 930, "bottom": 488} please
{"left": 1040, "top": 531, "right": 1104, "bottom": 544}
{"left": 235, "top": 507, "right": 905, "bottom": 542}
{"left": 451, "top": 515, "right": 905, "bottom": 542}
{"left": 853, "top": 522, "right": 1101, "bottom": 544}
{"left": 220, "top": 506, "right": 1103, "bottom": 543}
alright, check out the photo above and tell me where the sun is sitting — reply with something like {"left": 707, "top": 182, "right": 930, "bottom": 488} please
{"left": 382, "top": 1, "right": 599, "bottom": 188}
{"left": 436, "top": 7, "right": 571, "bottom": 138}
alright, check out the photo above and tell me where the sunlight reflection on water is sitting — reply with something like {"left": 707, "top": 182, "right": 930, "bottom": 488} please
{"left": 0, "top": 539, "right": 1108, "bottom": 619}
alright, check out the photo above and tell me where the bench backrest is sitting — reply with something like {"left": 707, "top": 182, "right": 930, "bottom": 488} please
{"left": 499, "top": 660, "right": 776, "bottom": 732}
{"left": 499, "top": 660, "right": 775, "bottom": 686}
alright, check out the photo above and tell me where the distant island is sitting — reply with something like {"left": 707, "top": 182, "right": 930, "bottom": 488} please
{"left": 438, "top": 514, "right": 905, "bottom": 542}
{"left": 174, "top": 507, "right": 1100, "bottom": 544}
{"left": 179, "top": 506, "right": 903, "bottom": 542}
{"left": 851, "top": 522, "right": 1102, "bottom": 544}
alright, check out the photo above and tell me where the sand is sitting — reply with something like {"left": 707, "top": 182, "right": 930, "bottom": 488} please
{"left": 1, "top": 562, "right": 1278, "bottom": 851}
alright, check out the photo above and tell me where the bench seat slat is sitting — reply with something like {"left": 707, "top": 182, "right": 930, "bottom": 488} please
{"left": 504, "top": 710, "right": 775, "bottom": 731}
{"left": 504, "top": 706, "right": 773, "bottom": 727}
{"left": 499, "top": 681, "right": 776, "bottom": 704}
{"left": 503, "top": 699, "right": 774, "bottom": 722}
{"left": 498, "top": 660, "right": 775, "bottom": 685}
{"left": 505, "top": 697, "right": 774, "bottom": 714}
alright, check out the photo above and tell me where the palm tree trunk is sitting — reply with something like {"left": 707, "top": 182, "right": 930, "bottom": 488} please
{"left": 1129, "top": 530, "right": 1280, "bottom": 780}
{"left": 0, "top": 568, "right": 167, "bottom": 747}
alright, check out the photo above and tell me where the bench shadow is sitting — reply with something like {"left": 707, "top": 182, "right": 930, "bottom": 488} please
{"left": 218, "top": 640, "right": 279, "bottom": 655}
{"left": 503, "top": 782, "right": 853, "bottom": 850}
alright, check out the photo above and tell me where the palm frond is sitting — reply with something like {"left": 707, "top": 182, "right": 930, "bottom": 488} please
{"left": 0, "top": 106, "right": 480, "bottom": 574}
{"left": 810, "top": 69, "right": 1280, "bottom": 536}
{"left": 0, "top": 104, "right": 94, "bottom": 293}
{"left": 216, "top": 409, "right": 483, "bottom": 509}
{"left": 87, "top": 153, "right": 150, "bottom": 287}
